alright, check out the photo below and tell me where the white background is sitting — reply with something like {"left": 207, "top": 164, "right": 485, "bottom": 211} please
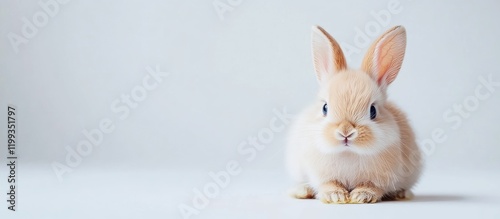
{"left": 1, "top": 0, "right": 499, "bottom": 218}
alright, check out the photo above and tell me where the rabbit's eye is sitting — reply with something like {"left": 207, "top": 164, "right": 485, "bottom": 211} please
{"left": 370, "top": 105, "right": 377, "bottom": 120}
{"left": 322, "top": 103, "right": 328, "bottom": 116}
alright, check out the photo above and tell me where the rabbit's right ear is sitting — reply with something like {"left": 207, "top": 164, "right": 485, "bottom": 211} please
{"left": 311, "top": 26, "right": 347, "bottom": 82}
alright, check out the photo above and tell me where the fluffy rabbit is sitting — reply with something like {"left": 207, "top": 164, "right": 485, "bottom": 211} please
{"left": 286, "top": 25, "right": 422, "bottom": 204}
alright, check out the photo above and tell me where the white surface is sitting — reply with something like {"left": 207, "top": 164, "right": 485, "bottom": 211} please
{"left": 0, "top": 167, "right": 499, "bottom": 219}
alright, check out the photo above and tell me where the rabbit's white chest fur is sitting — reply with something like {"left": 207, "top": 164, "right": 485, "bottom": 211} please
{"left": 286, "top": 104, "right": 421, "bottom": 193}
{"left": 303, "top": 148, "right": 403, "bottom": 191}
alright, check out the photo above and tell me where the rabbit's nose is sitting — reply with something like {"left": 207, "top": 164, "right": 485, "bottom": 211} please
{"left": 335, "top": 129, "right": 358, "bottom": 141}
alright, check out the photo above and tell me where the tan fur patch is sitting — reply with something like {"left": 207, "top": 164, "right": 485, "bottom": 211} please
{"left": 337, "top": 121, "right": 354, "bottom": 137}
{"left": 328, "top": 71, "right": 375, "bottom": 122}
{"left": 353, "top": 125, "right": 374, "bottom": 146}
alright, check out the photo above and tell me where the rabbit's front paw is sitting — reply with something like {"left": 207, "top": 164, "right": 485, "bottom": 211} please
{"left": 349, "top": 182, "right": 383, "bottom": 204}
{"left": 318, "top": 181, "right": 349, "bottom": 204}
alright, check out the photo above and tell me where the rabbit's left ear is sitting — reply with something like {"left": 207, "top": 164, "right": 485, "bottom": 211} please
{"left": 361, "top": 26, "right": 407, "bottom": 86}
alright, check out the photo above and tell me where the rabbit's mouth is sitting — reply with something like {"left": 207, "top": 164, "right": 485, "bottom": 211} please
{"left": 343, "top": 138, "right": 350, "bottom": 146}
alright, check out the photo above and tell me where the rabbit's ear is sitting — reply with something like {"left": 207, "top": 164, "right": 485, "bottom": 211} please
{"left": 361, "top": 26, "right": 406, "bottom": 86}
{"left": 311, "top": 26, "right": 347, "bottom": 81}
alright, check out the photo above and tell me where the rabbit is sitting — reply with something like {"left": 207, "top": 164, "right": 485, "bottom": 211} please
{"left": 286, "top": 25, "right": 422, "bottom": 204}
